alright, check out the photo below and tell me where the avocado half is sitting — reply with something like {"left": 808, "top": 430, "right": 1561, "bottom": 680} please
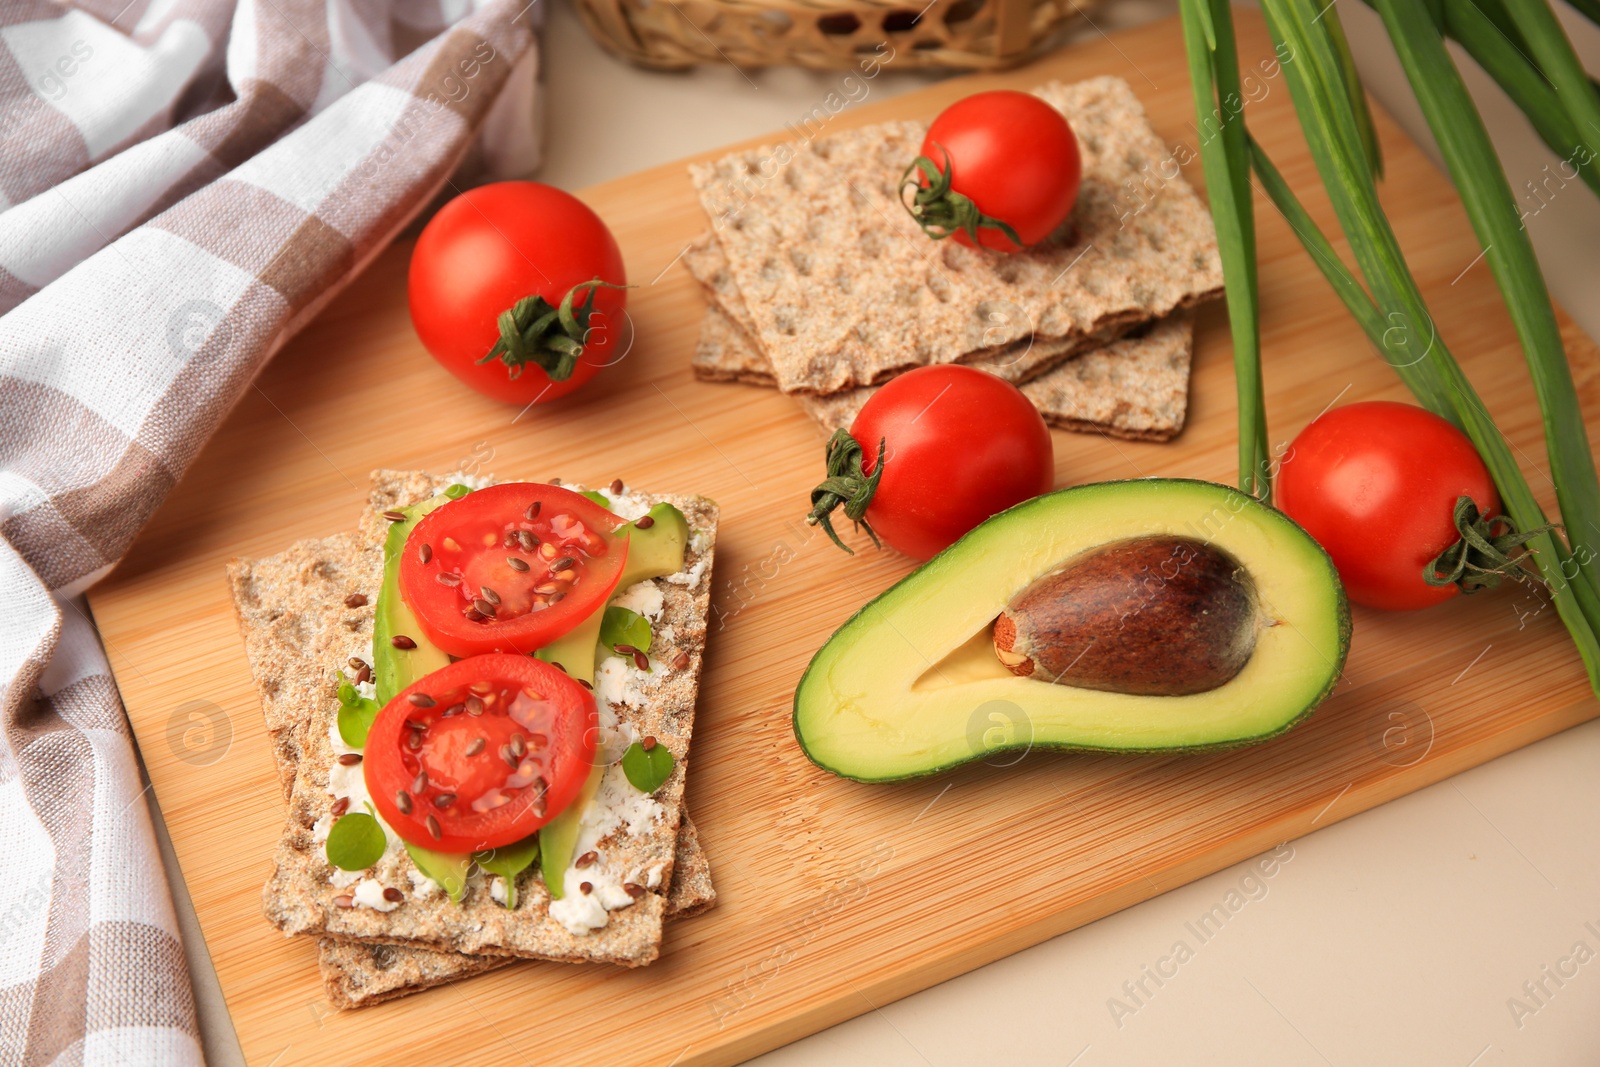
{"left": 793, "top": 479, "right": 1351, "bottom": 782}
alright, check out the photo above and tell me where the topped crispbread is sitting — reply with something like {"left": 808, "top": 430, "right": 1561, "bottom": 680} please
{"left": 256, "top": 471, "right": 718, "bottom": 967}
{"left": 228, "top": 489, "right": 718, "bottom": 1007}
{"left": 688, "top": 76, "right": 1222, "bottom": 395}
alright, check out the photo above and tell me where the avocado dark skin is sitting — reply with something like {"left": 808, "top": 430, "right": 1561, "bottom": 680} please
{"left": 994, "top": 536, "right": 1259, "bottom": 696}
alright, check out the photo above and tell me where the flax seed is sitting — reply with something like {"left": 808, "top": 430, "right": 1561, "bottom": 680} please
{"left": 635, "top": 514, "right": 654, "bottom": 530}
{"left": 633, "top": 650, "right": 650, "bottom": 671}
{"left": 575, "top": 851, "right": 598, "bottom": 869}
{"left": 330, "top": 796, "right": 350, "bottom": 817}
{"left": 334, "top": 894, "right": 355, "bottom": 908}
{"left": 623, "top": 883, "right": 645, "bottom": 899}
{"left": 383, "top": 887, "right": 404, "bottom": 903}
{"left": 343, "top": 593, "right": 368, "bottom": 608}
{"left": 609, "top": 479, "right": 624, "bottom": 494}
{"left": 337, "top": 753, "right": 362, "bottom": 766}
{"left": 672, "top": 650, "right": 690, "bottom": 670}
{"left": 383, "top": 510, "right": 406, "bottom": 523}
{"left": 642, "top": 735, "right": 657, "bottom": 751}
{"left": 580, "top": 881, "right": 593, "bottom": 895}
{"left": 390, "top": 635, "right": 417, "bottom": 650}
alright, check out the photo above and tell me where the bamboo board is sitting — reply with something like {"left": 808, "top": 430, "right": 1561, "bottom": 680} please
{"left": 88, "top": 10, "right": 1600, "bottom": 1065}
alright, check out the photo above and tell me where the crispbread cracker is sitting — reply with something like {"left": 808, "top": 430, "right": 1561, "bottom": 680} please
{"left": 693, "top": 302, "right": 776, "bottom": 386}
{"left": 683, "top": 245, "right": 1198, "bottom": 441}
{"left": 229, "top": 532, "right": 374, "bottom": 804}
{"left": 229, "top": 506, "right": 717, "bottom": 1008}
{"left": 258, "top": 471, "right": 718, "bottom": 967}
{"left": 793, "top": 312, "right": 1196, "bottom": 440}
{"left": 686, "top": 230, "right": 1112, "bottom": 389}
{"left": 688, "top": 76, "right": 1221, "bottom": 394}
{"left": 1019, "top": 312, "right": 1195, "bottom": 440}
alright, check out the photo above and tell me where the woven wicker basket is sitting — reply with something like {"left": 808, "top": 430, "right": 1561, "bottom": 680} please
{"left": 573, "top": 0, "right": 1104, "bottom": 71}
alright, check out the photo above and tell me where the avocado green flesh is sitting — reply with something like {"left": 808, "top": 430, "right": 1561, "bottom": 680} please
{"left": 534, "top": 502, "right": 689, "bottom": 890}
{"left": 373, "top": 489, "right": 459, "bottom": 704}
{"left": 793, "top": 479, "right": 1351, "bottom": 782}
{"left": 538, "top": 762, "right": 605, "bottom": 899}
{"left": 536, "top": 502, "right": 689, "bottom": 683}
{"left": 405, "top": 844, "right": 472, "bottom": 903}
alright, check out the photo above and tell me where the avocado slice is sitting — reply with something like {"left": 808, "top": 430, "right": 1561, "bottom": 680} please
{"left": 373, "top": 485, "right": 466, "bottom": 703}
{"left": 793, "top": 479, "right": 1350, "bottom": 781}
{"left": 404, "top": 843, "right": 473, "bottom": 903}
{"left": 537, "top": 762, "right": 606, "bottom": 899}
{"left": 536, "top": 502, "right": 689, "bottom": 683}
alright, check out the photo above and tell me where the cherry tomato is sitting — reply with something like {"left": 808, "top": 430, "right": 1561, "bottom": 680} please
{"left": 408, "top": 182, "right": 627, "bottom": 406}
{"left": 399, "top": 483, "right": 628, "bottom": 657}
{"left": 813, "top": 365, "right": 1053, "bottom": 560}
{"left": 1277, "top": 401, "right": 1499, "bottom": 611}
{"left": 364, "top": 655, "right": 596, "bottom": 852}
{"left": 912, "top": 91, "right": 1082, "bottom": 253}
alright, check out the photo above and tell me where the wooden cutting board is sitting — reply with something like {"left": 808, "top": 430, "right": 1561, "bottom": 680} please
{"left": 88, "top": 9, "right": 1600, "bottom": 1065}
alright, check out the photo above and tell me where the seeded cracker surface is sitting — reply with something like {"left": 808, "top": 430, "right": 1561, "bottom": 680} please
{"left": 687, "top": 76, "right": 1222, "bottom": 395}
{"left": 250, "top": 470, "right": 717, "bottom": 968}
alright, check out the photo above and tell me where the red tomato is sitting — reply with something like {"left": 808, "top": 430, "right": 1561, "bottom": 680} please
{"left": 815, "top": 365, "right": 1053, "bottom": 560}
{"left": 913, "top": 91, "right": 1082, "bottom": 253}
{"left": 1276, "top": 401, "right": 1499, "bottom": 611}
{"left": 399, "top": 483, "right": 628, "bottom": 657}
{"left": 408, "top": 182, "right": 627, "bottom": 406}
{"left": 364, "top": 655, "right": 596, "bottom": 852}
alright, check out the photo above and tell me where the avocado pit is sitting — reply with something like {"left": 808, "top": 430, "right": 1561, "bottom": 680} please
{"left": 994, "top": 535, "right": 1259, "bottom": 696}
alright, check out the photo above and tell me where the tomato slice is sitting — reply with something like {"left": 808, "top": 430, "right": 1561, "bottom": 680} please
{"left": 364, "top": 655, "right": 597, "bottom": 853}
{"left": 399, "top": 483, "right": 628, "bottom": 657}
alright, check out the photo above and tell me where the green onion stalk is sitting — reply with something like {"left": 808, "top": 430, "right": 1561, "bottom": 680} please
{"left": 1177, "top": 0, "right": 1600, "bottom": 692}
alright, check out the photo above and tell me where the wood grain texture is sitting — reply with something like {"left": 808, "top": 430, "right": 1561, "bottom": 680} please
{"left": 87, "top": 10, "right": 1600, "bottom": 1065}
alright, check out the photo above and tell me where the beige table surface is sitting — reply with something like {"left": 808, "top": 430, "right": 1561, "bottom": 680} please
{"left": 146, "top": 1, "right": 1600, "bottom": 1063}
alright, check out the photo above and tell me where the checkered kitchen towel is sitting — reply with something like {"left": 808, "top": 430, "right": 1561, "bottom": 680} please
{"left": 0, "top": 1, "right": 539, "bottom": 1063}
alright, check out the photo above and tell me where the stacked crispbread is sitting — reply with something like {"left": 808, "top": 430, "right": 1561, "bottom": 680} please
{"left": 230, "top": 470, "right": 717, "bottom": 1008}
{"left": 684, "top": 76, "right": 1221, "bottom": 442}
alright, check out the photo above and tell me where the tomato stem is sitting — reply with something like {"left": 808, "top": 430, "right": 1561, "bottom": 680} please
{"left": 478, "top": 278, "right": 628, "bottom": 382}
{"left": 1423, "top": 495, "right": 1561, "bottom": 593}
{"left": 900, "top": 144, "right": 1025, "bottom": 249}
{"left": 806, "top": 430, "right": 887, "bottom": 555}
